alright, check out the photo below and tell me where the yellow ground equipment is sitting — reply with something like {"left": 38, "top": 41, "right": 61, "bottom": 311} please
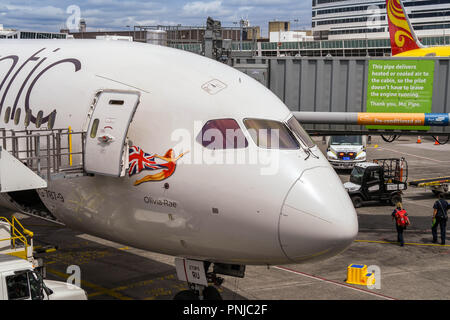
{"left": 409, "top": 176, "right": 450, "bottom": 196}
{"left": 0, "top": 216, "right": 34, "bottom": 262}
{"left": 346, "top": 264, "right": 376, "bottom": 286}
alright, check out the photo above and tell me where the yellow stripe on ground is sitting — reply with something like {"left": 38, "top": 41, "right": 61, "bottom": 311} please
{"left": 46, "top": 268, "right": 133, "bottom": 300}
{"left": 88, "top": 274, "right": 177, "bottom": 298}
{"left": 355, "top": 240, "right": 450, "bottom": 247}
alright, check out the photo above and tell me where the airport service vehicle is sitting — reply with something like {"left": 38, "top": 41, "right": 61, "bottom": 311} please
{"left": 0, "top": 255, "right": 86, "bottom": 300}
{"left": 0, "top": 40, "right": 358, "bottom": 300}
{"left": 344, "top": 158, "right": 408, "bottom": 208}
{"left": 386, "top": 0, "right": 450, "bottom": 57}
{"left": 326, "top": 135, "right": 367, "bottom": 169}
{"left": 409, "top": 177, "right": 450, "bottom": 196}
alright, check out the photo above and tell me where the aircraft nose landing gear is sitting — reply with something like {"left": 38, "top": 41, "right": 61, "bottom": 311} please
{"left": 173, "top": 258, "right": 245, "bottom": 300}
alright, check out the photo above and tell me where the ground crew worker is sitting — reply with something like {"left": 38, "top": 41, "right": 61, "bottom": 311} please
{"left": 432, "top": 193, "right": 448, "bottom": 245}
{"left": 392, "top": 202, "right": 409, "bottom": 247}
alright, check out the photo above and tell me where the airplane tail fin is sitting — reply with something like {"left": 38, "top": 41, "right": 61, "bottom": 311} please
{"left": 386, "top": 0, "right": 423, "bottom": 55}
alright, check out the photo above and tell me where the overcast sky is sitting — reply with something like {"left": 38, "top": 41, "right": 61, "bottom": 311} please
{"left": 0, "top": 0, "right": 312, "bottom": 36}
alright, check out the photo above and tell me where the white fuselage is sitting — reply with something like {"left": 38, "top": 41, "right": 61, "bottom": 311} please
{"left": 0, "top": 40, "right": 358, "bottom": 266}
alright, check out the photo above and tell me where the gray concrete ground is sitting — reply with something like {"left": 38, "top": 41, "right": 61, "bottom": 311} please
{"left": 8, "top": 135, "right": 450, "bottom": 300}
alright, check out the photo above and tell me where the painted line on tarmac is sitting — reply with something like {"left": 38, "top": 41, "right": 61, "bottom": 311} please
{"left": 378, "top": 146, "right": 450, "bottom": 163}
{"left": 88, "top": 274, "right": 178, "bottom": 298}
{"left": 46, "top": 268, "right": 134, "bottom": 300}
{"left": 273, "top": 266, "right": 396, "bottom": 300}
{"left": 355, "top": 239, "right": 450, "bottom": 247}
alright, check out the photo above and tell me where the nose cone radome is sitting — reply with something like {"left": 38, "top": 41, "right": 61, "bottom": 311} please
{"left": 279, "top": 166, "right": 358, "bottom": 263}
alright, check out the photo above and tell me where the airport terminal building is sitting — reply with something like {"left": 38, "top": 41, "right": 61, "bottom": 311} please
{"left": 312, "top": 0, "right": 450, "bottom": 40}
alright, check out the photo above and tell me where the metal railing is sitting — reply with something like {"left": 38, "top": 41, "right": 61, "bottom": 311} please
{"left": 0, "top": 128, "right": 86, "bottom": 181}
{"left": 0, "top": 216, "right": 33, "bottom": 261}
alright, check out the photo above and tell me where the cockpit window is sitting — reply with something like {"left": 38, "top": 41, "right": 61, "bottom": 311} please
{"left": 286, "top": 116, "right": 315, "bottom": 148}
{"left": 243, "top": 118, "right": 300, "bottom": 150}
{"left": 197, "top": 119, "right": 248, "bottom": 150}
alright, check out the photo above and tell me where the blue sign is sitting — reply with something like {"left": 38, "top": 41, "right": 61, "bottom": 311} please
{"left": 425, "top": 113, "right": 449, "bottom": 126}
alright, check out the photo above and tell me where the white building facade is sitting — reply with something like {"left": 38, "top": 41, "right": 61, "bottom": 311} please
{"left": 312, "top": 0, "right": 450, "bottom": 40}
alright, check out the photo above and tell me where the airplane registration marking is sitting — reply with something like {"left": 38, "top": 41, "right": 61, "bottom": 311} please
{"left": 38, "top": 189, "right": 65, "bottom": 203}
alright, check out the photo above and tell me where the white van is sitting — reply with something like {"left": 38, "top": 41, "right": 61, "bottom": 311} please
{"left": 0, "top": 255, "right": 87, "bottom": 300}
{"left": 326, "top": 135, "right": 367, "bottom": 169}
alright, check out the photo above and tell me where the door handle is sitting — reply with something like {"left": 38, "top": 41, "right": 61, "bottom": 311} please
{"left": 98, "top": 134, "right": 115, "bottom": 144}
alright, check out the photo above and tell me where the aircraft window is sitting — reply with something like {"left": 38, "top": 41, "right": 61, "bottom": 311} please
{"left": 36, "top": 111, "right": 43, "bottom": 128}
{"left": 14, "top": 108, "right": 21, "bottom": 125}
{"left": 197, "top": 119, "right": 248, "bottom": 150}
{"left": 243, "top": 118, "right": 300, "bottom": 150}
{"left": 109, "top": 100, "right": 124, "bottom": 105}
{"left": 24, "top": 109, "right": 31, "bottom": 127}
{"left": 286, "top": 116, "right": 316, "bottom": 148}
{"left": 6, "top": 273, "right": 30, "bottom": 300}
{"left": 90, "top": 119, "right": 100, "bottom": 138}
{"left": 48, "top": 111, "right": 56, "bottom": 130}
{"left": 4, "top": 107, "right": 11, "bottom": 124}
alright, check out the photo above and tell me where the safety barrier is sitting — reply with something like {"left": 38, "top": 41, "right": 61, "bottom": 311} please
{"left": 0, "top": 216, "right": 34, "bottom": 261}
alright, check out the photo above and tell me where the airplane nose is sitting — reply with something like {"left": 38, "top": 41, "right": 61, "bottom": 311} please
{"left": 279, "top": 166, "right": 358, "bottom": 263}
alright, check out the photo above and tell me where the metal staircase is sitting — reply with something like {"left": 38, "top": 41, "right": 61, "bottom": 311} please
{"left": 0, "top": 215, "right": 35, "bottom": 262}
{"left": 0, "top": 128, "right": 87, "bottom": 193}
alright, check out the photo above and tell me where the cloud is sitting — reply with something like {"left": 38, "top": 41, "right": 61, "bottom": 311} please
{"left": 182, "top": 1, "right": 229, "bottom": 17}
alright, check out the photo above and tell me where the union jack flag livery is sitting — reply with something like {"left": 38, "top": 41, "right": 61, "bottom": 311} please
{"left": 128, "top": 146, "right": 165, "bottom": 177}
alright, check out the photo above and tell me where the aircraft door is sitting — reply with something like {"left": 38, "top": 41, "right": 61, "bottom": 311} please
{"left": 84, "top": 90, "right": 140, "bottom": 177}
{"left": 364, "top": 168, "right": 382, "bottom": 200}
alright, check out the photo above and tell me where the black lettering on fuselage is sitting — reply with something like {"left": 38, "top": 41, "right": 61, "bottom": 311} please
{"left": 0, "top": 55, "right": 19, "bottom": 108}
{"left": 0, "top": 47, "right": 82, "bottom": 126}
{"left": 25, "top": 58, "right": 81, "bottom": 124}
{"left": 0, "top": 48, "right": 45, "bottom": 115}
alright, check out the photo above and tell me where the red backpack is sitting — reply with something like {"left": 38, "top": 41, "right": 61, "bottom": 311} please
{"left": 395, "top": 209, "right": 410, "bottom": 227}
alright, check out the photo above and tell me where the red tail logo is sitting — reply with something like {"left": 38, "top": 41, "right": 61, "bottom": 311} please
{"left": 386, "top": 0, "right": 420, "bottom": 55}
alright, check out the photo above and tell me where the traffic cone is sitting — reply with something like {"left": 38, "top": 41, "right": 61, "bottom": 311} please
{"left": 434, "top": 136, "right": 440, "bottom": 145}
{"left": 416, "top": 136, "right": 422, "bottom": 144}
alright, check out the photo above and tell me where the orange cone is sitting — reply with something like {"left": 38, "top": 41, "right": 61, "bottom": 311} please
{"left": 416, "top": 136, "right": 422, "bottom": 144}
{"left": 434, "top": 136, "right": 440, "bottom": 145}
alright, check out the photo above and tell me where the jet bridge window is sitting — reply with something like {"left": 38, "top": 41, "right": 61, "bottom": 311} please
{"left": 243, "top": 118, "right": 300, "bottom": 150}
{"left": 6, "top": 273, "right": 30, "bottom": 300}
{"left": 197, "top": 119, "right": 248, "bottom": 150}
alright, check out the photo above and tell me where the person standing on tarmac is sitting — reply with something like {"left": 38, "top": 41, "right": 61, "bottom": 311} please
{"left": 432, "top": 193, "right": 448, "bottom": 245}
{"left": 392, "top": 202, "right": 410, "bottom": 247}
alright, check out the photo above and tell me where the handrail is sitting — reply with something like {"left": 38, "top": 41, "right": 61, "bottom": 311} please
{"left": 0, "top": 216, "right": 31, "bottom": 254}
{"left": 0, "top": 128, "right": 86, "bottom": 180}
{"left": 12, "top": 216, "right": 34, "bottom": 238}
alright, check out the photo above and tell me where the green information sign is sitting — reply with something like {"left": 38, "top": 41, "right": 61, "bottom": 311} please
{"left": 366, "top": 60, "right": 435, "bottom": 130}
